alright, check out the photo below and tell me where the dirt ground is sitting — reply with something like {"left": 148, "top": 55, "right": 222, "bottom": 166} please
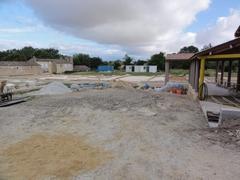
{"left": 0, "top": 88, "right": 240, "bottom": 179}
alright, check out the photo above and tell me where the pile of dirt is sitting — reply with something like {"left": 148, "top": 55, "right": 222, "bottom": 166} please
{"left": 0, "top": 134, "right": 111, "bottom": 179}
{"left": 33, "top": 81, "right": 72, "bottom": 95}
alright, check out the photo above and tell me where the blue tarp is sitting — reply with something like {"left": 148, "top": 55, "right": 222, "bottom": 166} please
{"left": 97, "top": 66, "right": 114, "bottom": 72}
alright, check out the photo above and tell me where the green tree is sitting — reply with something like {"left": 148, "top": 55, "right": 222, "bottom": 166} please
{"left": 123, "top": 54, "right": 133, "bottom": 65}
{"left": 21, "top": 46, "right": 35, "bottom": 60}
{"left": 135, "top": 60, "right": 147, "bottom": 65}
{"left": 113, "top": 60, "right": 121, "bottom": 70}
{"left": 148, "top": 52, "right": 165, "bottom": 70}
{"left": 73, "top": 54, "right": 103, "bottom": 70}
{"left": 73, "top": 54, "right": 91, "bottom": 66}
{"left": 0, "top": 47, "right": 62, "bottom": 61}
{"left": 201, "top": 43, "right": 212, "bottom": 51}
{"left": 34, "top": 48, "right": 60, "bottom": 59}
{"left": 90, "top": 57, "right": 103, "bottom": 70}
{"left": 179, "top": 46, "right": 199, "bottom": 53}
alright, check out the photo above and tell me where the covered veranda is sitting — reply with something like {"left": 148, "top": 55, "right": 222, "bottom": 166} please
{"left": 165, "top": 53, "right": 194, "bottom": 85}
{"left": 189, "top": 37, "right": 240, "bottom": 106}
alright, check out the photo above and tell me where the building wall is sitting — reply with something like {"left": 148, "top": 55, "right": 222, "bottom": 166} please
{"left": 37, "top": 61, "right": 73, "bottom": 74}
{"left": 125, "top": 65, "right": 157, "bottom": 73}
{"left": 37, "top": 62, "right": 49, "bottom": 72}
{"left": 149, "top": 66, "right": 157, "bottom": 73}
{"left": 97, "top": 66, "right": 113, "bottom": 72}
{"left": 0, "top": 66, "right": 42, "bottom": 76}
{"left": 134, "top": 66, "right": 147, "bottom": 73}
{"left": 126, "top": 66, "right": 133, "bottom": 73}
{"left": 63, "top": 64, "right": 73, "bottom": 72}
{"left": 73, "top": 65, "right": 90, "bottom": 72}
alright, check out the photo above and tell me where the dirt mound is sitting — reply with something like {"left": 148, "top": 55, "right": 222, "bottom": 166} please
{"left": 34, "top": 81, "right": 72, "bottom": 95}
{"left": 0, "top": 134, "right": 111, "bottom": 179}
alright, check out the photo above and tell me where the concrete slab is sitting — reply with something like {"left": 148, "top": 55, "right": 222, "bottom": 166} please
{"left": 206, "top": 83, "right": 230, "bottom": 96}
{"left": 200, "top": 101, "right": 240, "bottom": 128}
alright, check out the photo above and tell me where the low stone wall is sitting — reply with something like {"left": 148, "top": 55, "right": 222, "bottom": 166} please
{"left": 0, "top": 66, "right": 42, "bottom": 76}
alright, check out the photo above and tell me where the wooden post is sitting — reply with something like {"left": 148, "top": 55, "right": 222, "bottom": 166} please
{"left": 215, "top": 61, "right": 219, "bottom": 83}
{"left": 165, "top": 61, "right": 170, "bottom": 85}
{"left": 199, "top": 58, "right": 206, "bottom": 98}
{"left": 194, "top": 60, "right": 200, "bottom": 92}
{"left": 227, "top": 61, "right": 232, "bottom": 87}
{"left": 237, "top": 60, "right": 240, "bottom": 91}
{"left": 220, "top": 61, "right": 225, "bottom": 85}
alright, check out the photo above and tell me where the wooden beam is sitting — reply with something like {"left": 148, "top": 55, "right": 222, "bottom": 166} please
{"left": 222, "top": 97, "right": 240, "bottom": 108}
{"left": 194, "top": 60, "right": 200, "bottom": 92}
{"left": 237, "top": 60, "right": 240, "bottom": 91}
{"left": 220, "top": 61, "right": 225, "bottom": 85}
{"left": 165, "top": 61, "right": 170, "bottom": 85}
{"left": 227, "top": 61, "right": 232, "bottom": 87}
{"left": 199, "top": 58, "right": 206, "bottom": 98}
{"left": 215, "top": 61, "right": 219, "bottom": 83}
{"left": 211, "top": 96, "right": 222, "bottom": 104}
{"left": 200, "top": 54, "right": 240, "bottom": 59}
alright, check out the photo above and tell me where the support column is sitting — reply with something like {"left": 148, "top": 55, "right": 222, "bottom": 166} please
{"left": 227, "top": 61, "right": 232, "bottom": 87}
{"left": 220, "top": 61, "right": 225, "bottom": 85}
{"left": 194, "top": 60, "right": 200, "bottom": 92}
{"left": 199, "top": 58, "right": 206, "bottom": 98}
{"left": 237, "top": 60, "right": 240, "bottom": 91}
{"left": 165, "top": 61, "right": 170, "bottom": 85}
{"left": 215, "top": 61, "right": 219, "bottom": 83}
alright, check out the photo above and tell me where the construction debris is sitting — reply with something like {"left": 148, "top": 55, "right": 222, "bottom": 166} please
{"left": 33, "top": 81, "right": 72, "bottom": 95}
{"left": 155, "top": 82, "right": 188, "bottom": 95}
{"left": 71, "top": 82, "right": 111, "bottom": 91}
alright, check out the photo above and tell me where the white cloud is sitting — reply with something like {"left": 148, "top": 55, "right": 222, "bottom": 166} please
{"left": 195, "top": 9, "right": 240, "bottom": 48}
{"left": 0, "top": 27, "right": 36, "bottom": 33}
{"left": 24, "top": 0, "right": 210, "bottom": 56}
{"left": 0, "top": 39, "right": 37, "bottom": 51}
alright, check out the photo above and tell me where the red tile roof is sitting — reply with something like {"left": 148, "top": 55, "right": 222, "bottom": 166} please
{"left": 166, "top": 53, "right": 194, "bottom": 61}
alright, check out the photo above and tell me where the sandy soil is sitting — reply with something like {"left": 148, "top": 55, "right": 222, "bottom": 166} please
{"left": 0, "top": 88, "right": 240, "bottom": 179}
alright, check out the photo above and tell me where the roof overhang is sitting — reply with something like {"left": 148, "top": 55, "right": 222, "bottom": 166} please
{"left": 191, "top": 37, "right": 240, "bottom": 60}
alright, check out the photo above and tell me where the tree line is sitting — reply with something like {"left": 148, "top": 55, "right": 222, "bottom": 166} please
{"left": 0, "top": 47, "right": 62, "bottom": 61}
{"left": 0, "top": 46, "right": 199, "bottom": 70}
{"left": 3, "top": 45, "right": 232, "bottom": 71}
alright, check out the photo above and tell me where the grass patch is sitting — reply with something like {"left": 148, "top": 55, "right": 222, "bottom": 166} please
{"left": 170, "top": 69, "right": 189, "bottom": 76}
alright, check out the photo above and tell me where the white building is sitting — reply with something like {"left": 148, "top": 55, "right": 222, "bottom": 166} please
{"left": 32, "top": 57, "right": 73, "bottom": 74}
{"left": 125, "top": 65, "right": 157, "bottom": 73}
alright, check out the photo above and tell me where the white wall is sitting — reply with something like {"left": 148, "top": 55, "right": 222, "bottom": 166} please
{"left": 149, "top": 66, "right": 157, "bottom": 73}
{"left": 134, "top": 66, "right": 147, "bottom": 73}
{"left": 37, "top": 62, "right": 49, "bottom": 72}
{"left": 125, "top": 65, "right": 133, "bottom": 72}
{"left": 64, "top": 64, "right": 73, "bottom": 72}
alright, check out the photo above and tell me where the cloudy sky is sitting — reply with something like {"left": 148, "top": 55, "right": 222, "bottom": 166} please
{"left": 0, "top": 0, "right": 240, "bottom": 60}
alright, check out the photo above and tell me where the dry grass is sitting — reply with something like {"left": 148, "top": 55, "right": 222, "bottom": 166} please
{"left": 0, "top": 134, "right": 112, "bottom": 180}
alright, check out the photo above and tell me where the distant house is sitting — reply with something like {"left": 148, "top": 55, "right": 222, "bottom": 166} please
{"left": 73, "top": 65, "right": 90, "bottom": 72}
{"left": 125, "top": 65, "right": 157, "bottom": 73}
{"left": 32, "top": 57, "right": 73, "bottom": 74}
{"left": 0, "top": 59, "right": 42, "bottom": 76}
{"left": 97, "top": 66, "right": 113, "bottom": 72}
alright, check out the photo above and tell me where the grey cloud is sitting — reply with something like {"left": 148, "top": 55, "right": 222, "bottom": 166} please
{"left": 24, "top": 0, "right": 210, "bottom": 55}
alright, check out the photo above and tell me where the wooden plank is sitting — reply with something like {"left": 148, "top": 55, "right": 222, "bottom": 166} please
{"left": 201, "top": 54, "right": 240, "bottom": 59}
{"left": 215, "top": 61, "right": 219, "bottom": 83}
{"left": 232, "top": 96, "right": 240, "bottom": 104}
{"left": 227, "top": 61, "right": 232, "bottom": 87}
{"left": 222, "top": 97, "right": 240, "bottom": 108}
{"left": 221, "top": 61, "right": 225, "bottom": 85}
{"left": 211, "top": 96, "right": 222, "bottom": 104}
